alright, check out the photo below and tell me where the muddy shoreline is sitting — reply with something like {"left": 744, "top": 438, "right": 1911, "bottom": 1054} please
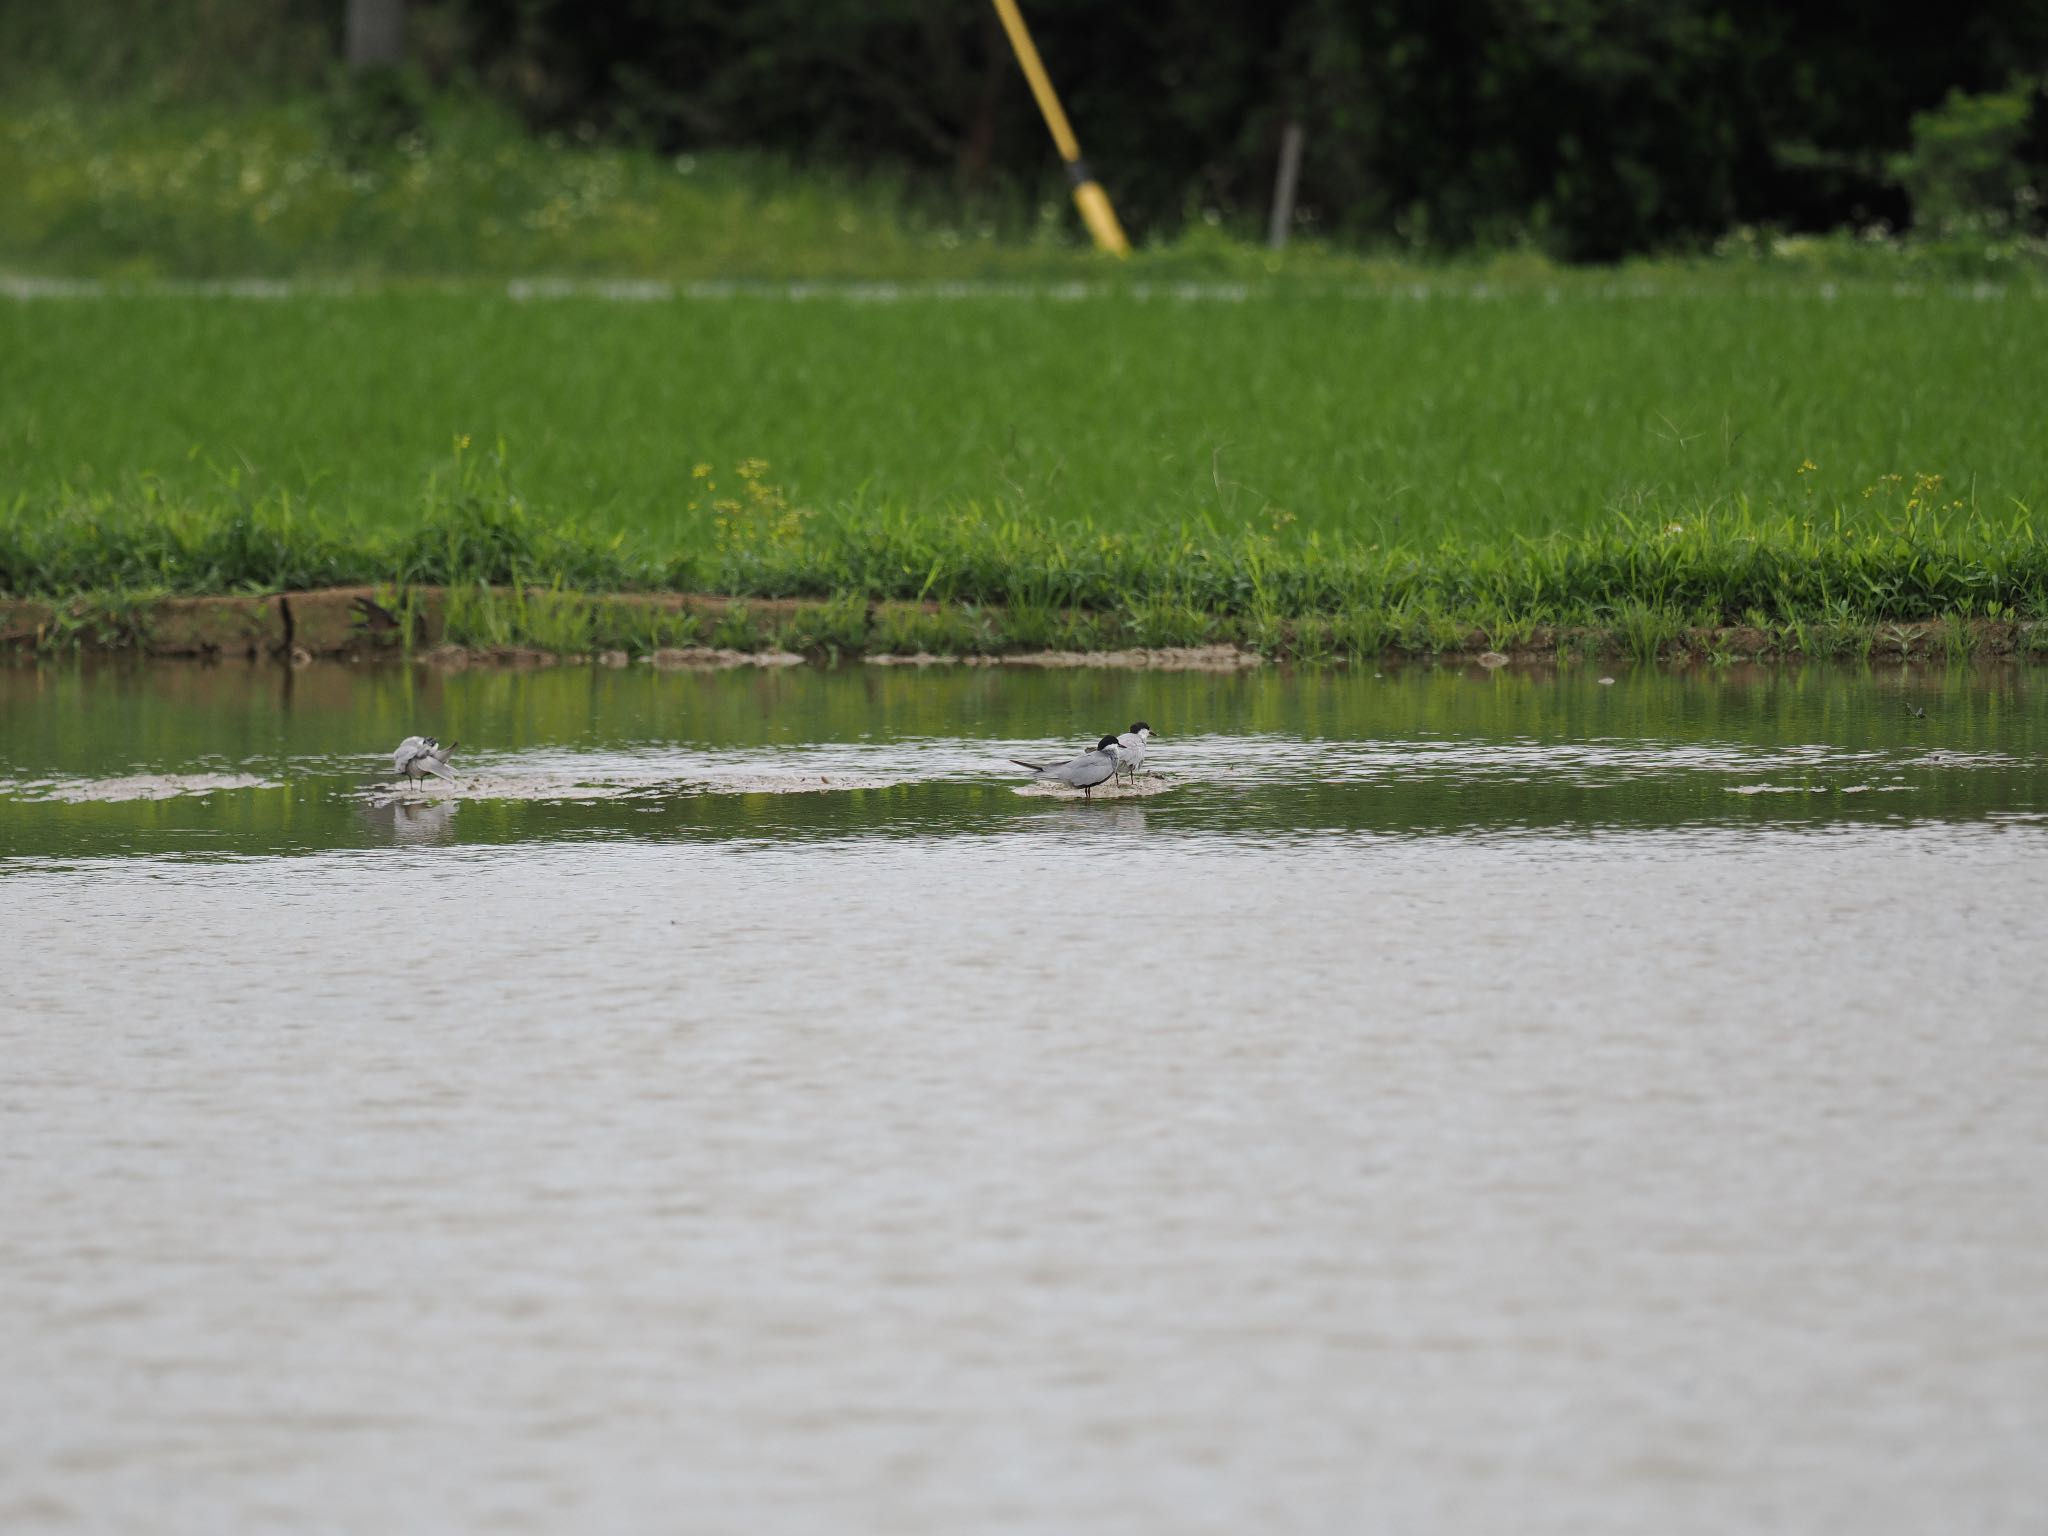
{"left": 4, "top": 585, "right": 2043, "bottom": 666}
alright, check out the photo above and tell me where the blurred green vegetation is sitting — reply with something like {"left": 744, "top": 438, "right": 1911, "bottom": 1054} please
{"left": 4, "top": 92, "right": 2047, "bottom": 283}
{"left": 1892, "top": 83, "right": 2045, "bottom": 239}
{"left": 0, "top": 97, "right": 1098, "bottom": 282}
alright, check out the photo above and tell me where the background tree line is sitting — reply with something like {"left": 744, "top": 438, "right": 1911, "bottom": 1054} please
{"left": 9, "top": 0, "right": 2048, "bottom": 260}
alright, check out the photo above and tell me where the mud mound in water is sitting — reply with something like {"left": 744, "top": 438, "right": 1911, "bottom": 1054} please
{"left": 2, "top": 772, "right": 274, "bottom": 802}
{"left": 361, "top": 769, "right": 907, "bottom": 803}
{"left": 1011, "top": 775, "right": 1177, "bottom": 800}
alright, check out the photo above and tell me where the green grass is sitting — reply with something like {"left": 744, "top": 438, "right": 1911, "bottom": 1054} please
{"left": 5, "top": 285, "right": 2044, "bottom": 544}
{"left": 5, "top": 114, "right": 2047, "bottom": 657}
{"left": 7, "top": 438, "right": 2046, "bottom": 658}
{"left": 4, "top": 282, "right": 2047, "bottom": 654}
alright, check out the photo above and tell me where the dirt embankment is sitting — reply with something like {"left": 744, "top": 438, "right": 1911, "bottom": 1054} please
{"left": 2, "top": 586, "right": 2043, "bottom": 666}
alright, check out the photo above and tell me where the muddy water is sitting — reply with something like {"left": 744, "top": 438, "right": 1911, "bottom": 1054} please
{"left": 4, "top": 659, "right": 2047, "bottom": 1534}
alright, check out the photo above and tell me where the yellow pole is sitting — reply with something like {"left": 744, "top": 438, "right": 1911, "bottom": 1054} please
{"left": 989, "top": 0, "right": 1130, "bottom": 256}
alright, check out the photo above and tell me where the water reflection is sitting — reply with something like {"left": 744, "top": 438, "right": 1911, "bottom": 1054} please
{"left": 358, "top": 792, "right": 460, "bottom": 844}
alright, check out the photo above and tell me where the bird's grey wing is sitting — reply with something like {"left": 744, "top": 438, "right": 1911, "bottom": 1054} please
{"left": 1051, "top": 751, "right": 1116, "bottom": 787}
{"left": 1078, "top": 754, "right": 1118, "bottom": 786}
{"left": 418, "top": 757, "right": 456, "bottom": 781}
{"left": 1010, "top": 757, "right": 1050, "bottom": 773}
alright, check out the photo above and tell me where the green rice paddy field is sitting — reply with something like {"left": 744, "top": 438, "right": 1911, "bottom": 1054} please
{"left": 4, "top": 282, "right": 2046, "bottom": 655}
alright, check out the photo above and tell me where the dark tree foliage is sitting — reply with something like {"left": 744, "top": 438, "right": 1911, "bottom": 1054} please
{"left": 442, "top": 0, "right": 2048, "bottom": 259}
{"left": 16, "top": 0, "right": 2040, "bottom": 258}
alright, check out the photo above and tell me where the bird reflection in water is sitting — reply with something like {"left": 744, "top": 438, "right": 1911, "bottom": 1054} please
{"left": 359, "top": 793, "right": 459, "bottom": 844}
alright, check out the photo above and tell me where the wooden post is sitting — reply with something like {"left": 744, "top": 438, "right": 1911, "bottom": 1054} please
{"left": 1268, "top": 120, "right": 1305, "bottom": 249}
{"left": 346, "top": 0, "right": 405, "bottom": 70}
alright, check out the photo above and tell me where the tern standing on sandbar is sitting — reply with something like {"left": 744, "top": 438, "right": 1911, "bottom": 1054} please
{"left": 392, "top": 736, "right": 457, "bottom": 790}
{"left": 1113, "top": 722, "right": 1155, "bottom": 786}
{"left": 1012, "top": 734, "right": 1123, "bottom": 799}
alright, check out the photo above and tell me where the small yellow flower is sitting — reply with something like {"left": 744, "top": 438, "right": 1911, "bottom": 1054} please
{"left": 455, "top": 434, "right": 471, "bottom": 452}
{"left": 691, "top": 463, "right": 712, "bottom": 480}
{"left": 1796, "top": 458, "right": 1817, "bottom": 476}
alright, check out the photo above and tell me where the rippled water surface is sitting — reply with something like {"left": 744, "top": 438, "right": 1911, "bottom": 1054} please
{"left": 4, "top": 659, "right": 2047, "bottom": 1534}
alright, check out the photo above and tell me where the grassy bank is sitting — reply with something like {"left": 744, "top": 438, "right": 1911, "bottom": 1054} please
{"left": 6, "top": 452, "right": 2044, "bottom": 662}
{"left": 4, "top": 278, "right": 2046, "bottom": 658}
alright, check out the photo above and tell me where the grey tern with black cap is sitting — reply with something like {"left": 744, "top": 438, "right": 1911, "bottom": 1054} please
{"left": 1011, "top": 734, "right": 1123, "bottom": 799}
{"left": 1112, "top": 721, "right": 1155, "bottom": 786}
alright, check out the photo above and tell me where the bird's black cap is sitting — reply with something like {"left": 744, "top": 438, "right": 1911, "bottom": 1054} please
{"left": 1096, "top": 734, "right": 1121, "bottom": 751}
